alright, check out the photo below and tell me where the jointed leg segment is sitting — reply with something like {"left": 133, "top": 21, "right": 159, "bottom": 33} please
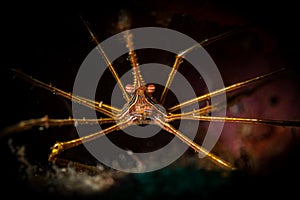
{"left": 154, "top": 117, "right": 235, "bottom": 170}
{"left": 167, "top": 68, "right": 286, "bottom": 113}
{"left": 49, "top": 118, "right": 133, "bottom": 163}
{"left": 0, "top": 115, "right": 116, "bottom": 137}
{"left": 12, "top": 69, "right": 119, "bottom": 118}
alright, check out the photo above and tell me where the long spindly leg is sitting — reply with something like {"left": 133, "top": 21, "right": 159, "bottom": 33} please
{"left": 12, "top": 69, "right": 120, "bottom": 117}
{"left": 166, "top": 98, "right": 300, "bottom": 126}
{"left": 159, "top": 30, "right": 237, "bottom": 105}
{"left": 0, "top": 115, "right": 115, "bottom": 137}
{"left": 48, "top": 118, "right": 133, "bottom": 163}
{"left": 168, "top": 114, "right": 300, "bottom": 127}
{"left": 160, "top": 55, "right": 183, "bottom": 104}
{"left": 81, "top": 17, "right": 129, "bottom": 102}
{"left": 153, "top": 118, "right": 236, "bottom": 170}
{"left": 166, "top": 73, "right": 278, "bottom": 122}
{"left": 167, "top": 68, "right": 285, "bottom": 113}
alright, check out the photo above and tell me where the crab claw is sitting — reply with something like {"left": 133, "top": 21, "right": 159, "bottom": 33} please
{"left": 48, "top": 142, "right": 64, "bottom": 162}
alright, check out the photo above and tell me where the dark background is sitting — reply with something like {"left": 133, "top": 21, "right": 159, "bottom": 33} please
{"left": 1, "top": 0, "right": 300, "bottom": 199}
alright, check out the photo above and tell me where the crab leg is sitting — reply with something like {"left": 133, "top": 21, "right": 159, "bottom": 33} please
{"left": 153, "top": 117, "right": 235, "bottom": 170}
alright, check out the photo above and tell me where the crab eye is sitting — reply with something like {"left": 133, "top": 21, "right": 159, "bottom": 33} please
{"left": 125, "top": 84, "right": 134, "bottom": 93}
{"left": 147, "top": 84, "right": 155, "bottom": 93}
